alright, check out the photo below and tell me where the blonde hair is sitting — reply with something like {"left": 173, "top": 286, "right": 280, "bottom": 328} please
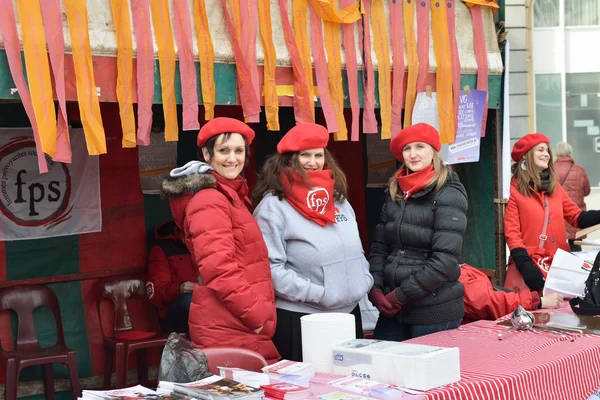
{"left": 555, "top": 142, "right": 572, "bottom": 158}
{"left": 388, "top": 151, "right": 449, "bottom": 201}
{"left": 511, "top": 145, "right": 557, "bottom": 196}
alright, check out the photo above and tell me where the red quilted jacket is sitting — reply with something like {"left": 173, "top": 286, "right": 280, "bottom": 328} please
{"left": 554, "top": 157, "right": 591, "bottom": 240}
{"left": 162, "top": 171, "right": 279, "bottom": 363}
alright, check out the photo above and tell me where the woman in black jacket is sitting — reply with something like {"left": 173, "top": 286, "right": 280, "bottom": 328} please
{"left": 368, "top": 123, "right": 468, "bottom": 341}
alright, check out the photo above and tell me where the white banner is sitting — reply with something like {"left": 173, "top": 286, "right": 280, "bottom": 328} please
{"left": 0, "top": 128, "right": 101, "bottom": 240}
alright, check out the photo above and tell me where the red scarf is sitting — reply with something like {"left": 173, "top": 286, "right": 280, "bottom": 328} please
{"left": 395, "top": 165, "right": 435, "bottom": 200}
{"left": 211, "top": 171, "right": 252, "bottom": 209}
{"left": 282, "top": 169, "right": 336, "bottom": 226}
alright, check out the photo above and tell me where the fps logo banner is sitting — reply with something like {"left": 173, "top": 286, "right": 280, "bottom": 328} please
{"left": 0, "top": 129, "right": 101, "bottom": 240}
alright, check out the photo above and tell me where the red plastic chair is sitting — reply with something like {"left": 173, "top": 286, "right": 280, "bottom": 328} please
{"left": 0, "top": 285, "right": 80, "bottom": 400}
{"left": 98, "top": 277, "right": 172, "bottom": 389}
{"left": 201, "top": 347, "right": 268, "bottom": 374}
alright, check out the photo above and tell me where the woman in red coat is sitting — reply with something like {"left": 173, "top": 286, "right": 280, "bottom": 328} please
{"left": 504, "top": 133, "right": 600, "bottom": 293}
{"left": 161, "top": 118, "right": 279, "bottom": 363}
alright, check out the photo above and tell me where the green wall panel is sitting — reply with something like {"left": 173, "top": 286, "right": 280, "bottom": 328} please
{"left": 143, "top": 194, "right": 173, "bottom": 252}
{"left": 5, "top": 235, "right": 79, "bottom": 280}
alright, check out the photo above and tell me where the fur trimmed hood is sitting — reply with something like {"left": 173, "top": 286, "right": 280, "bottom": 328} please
{"left": 161, "top": 173, "right": 217, "bottom": 199}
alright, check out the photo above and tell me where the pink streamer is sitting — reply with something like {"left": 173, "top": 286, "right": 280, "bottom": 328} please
{"left": 240, "top": 0, "right": 260, "bottom": 123}
{"left": 131, "top": 0, "right": 155, "bottom": 145}
{"left": 172, "top": 0, "right": 200, "bottom": 130}
{"left": 390, "top": 0, "right": 404, "bottom": 135}
{"left": 357, "top": 0, "right": 377, "bottom": 133}
{"left": 447, "top": 0, "right": 461, "bottom": 133}
{"left": 416, "top": 0, "right": 430, "bottom": 93}
{"left": 309, "top": 5, "right": 338, "bottom": 133}
{"left": 471, "top": 5, "right": 489, "bottom": 137}
{"left": 340, "top": 0, "right": 360, "bottom": 141}
{"left": 40, "top": 0, "right": 72, "bottom": 163}
{"left": 0, "top": 0, "right": 48, "bottom": 173}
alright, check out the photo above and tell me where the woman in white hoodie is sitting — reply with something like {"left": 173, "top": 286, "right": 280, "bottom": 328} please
{"left": 253, "top": 123, "right": 373, "bottom": 361}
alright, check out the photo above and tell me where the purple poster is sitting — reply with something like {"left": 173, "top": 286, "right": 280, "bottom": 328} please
{"left": 444, "top": 90, "right": 486, "bottom": 165}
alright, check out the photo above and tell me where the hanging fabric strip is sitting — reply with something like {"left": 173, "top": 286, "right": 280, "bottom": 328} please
{"left": 172, "top": 0, "right": 200, "bottom": 130}
{"left": 149, "top": 0, "right": 179, "bottom": 141}
{"left": 340, "top": 0, "right": 360, "bottom": 141}
{"left": 416, "top": 0, "right": 430, "bottom": 93}
{"left": 307, "top": 0, "right": 361, "bottom": 23}
{"left": 131, "top": 0, "right": 154, "bottom": 145}
{"left": 431, "top": 0, "right": 455, "bottom": 143}
{"left": 358, "top": 0, "right": 377, "bottom": 133}
{"left": 278, "top": 0, "right": 314, "bottom": 125}
{"left": 293, "top": 0, "right": 315, "bottom": 121}
{"left": 192, "top": 0, "right": 216, "bottom": 121}
{"left": 40, "top": 0, "right": 71, "bottom": 162}
{"left": 389, "top": 0, "right": 404, "bottom": 135}
{"left": 16, "top": 0, "right": 58, "bottom": 156}
{"left": 64, "top": 0, "right": 107, "bottom": 155}
{"left": 403, "top": 0, "right": 418, "bottom": 127}
{"left": 323, "top": 20, "right": 347, "bottom": 141}
{"left": 222, "top": 0, "right": 262, "bottom": 120}
{"left": 309, "top": 5, "right": 339, "bottom": 133}
{"left": 370, "top": 0, "right": 392, "bottom": 139}
{"left": 109, "top": 0, "right": 136, "bottom": 148}
{"left": 240, "top": 0, "right": 261, "bottom": 123}
{"left": 446, "top": 0, "right": 461, "bottom": 133}
{"left": 471, "top": 5, "right": 489, "bottom": 137}
{"left": 257, "top": 0, "right": 280, "bottom": 130}
{"left": 0, "top": 0, "right": 47, "bottom": 172}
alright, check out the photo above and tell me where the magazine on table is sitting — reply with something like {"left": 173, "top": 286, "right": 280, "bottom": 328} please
{"left": 80, "top": 385, "right": 176, "bottom": 399}
{"left": 172, "top": 377, "right": 264, "bottom": 400}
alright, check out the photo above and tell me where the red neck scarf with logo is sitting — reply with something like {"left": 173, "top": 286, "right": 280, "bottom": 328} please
{"left": 281, "top": 169, "right": 336, "bottom": 226}
{"left": 396, "top": 165, "right": 435, "bottom": 200}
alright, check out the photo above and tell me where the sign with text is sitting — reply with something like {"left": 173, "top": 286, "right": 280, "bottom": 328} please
{"left": 0, "top": 129, "right": 101, "bottom": 240}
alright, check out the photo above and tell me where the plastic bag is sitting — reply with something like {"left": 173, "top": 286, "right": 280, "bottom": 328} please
{"left": 158, "top": 333, "right": 210, "bottom": 383}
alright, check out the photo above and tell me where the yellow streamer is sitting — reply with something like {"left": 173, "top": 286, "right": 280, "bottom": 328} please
{"left": 257, "top": 0, "right": 280, "bottom": 130}
{"left": 323, "top": 20, "right": 347, "bottom": 140}
{"left": 308, "top": 0, "right": 361, "bottom": 23}
{"left": 431, "top": 0, "right": 455, "bottom": 143}
{"left": 403, "top": 0, "right": 418, "bottom": 127}
{"left": 149, "top": 0, "right": 178, "bottom": 141}
{"left": 293, "top": 0, "right": 315, "bottom": 121}
{"left": 463, "top": 0, "right": 499, "bottom": 8}
{"left": 110, "top": 0, "right": 136, "bottom": 148}
{"left": 370, "top": 0, "right": 392, "bottom": 139}
{"left": 64, "top": 0, "right": 106, "bottom": 155}
{"left": 193, "top": 0, "right": 216, "bottom": 121}
{"left": 16, "top": 0, "right": 57, "bottom": 156}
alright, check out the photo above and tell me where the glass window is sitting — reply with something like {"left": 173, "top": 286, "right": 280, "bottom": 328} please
{"left": 566, "top": 73, "right": 600, "bottom": 187}
{"left": 565, "top": 0, "right": 600, "bottom": 26}
{"left": 535, "top": 74, "right": 563, "bottom": 146}
{"left": 534, "top": 0, "right": 560, "bottom": 28}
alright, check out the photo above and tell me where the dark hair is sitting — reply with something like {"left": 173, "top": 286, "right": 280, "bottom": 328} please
{"left": 252, "top": 149, "right": 348, "bottom": 205}
{"left": 199, "top": 132, "right": 250, "bottom": 164}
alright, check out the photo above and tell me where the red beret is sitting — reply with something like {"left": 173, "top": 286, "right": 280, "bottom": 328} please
{"left": 277, "top": 123, "right": 330, "bottom": 154}
{"left": 390, "top": 123, "right": 441, "bottom": 161}
{"left": 197, "top": 117, "right": 255, "bottom": 148}
{"left": 511, "top": 133, "right": 550, "bottom": 162}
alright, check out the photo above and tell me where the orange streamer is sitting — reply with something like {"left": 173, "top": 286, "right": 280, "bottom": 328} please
{"left": 257, "top": 0, "right": 280, "bottom": 130}
{"left": 370, "top": 0, "right": 392, "bottom": 139}
{"left": 403, "top": 0, "right": 418, "bottom": 127}
{"left": 323, "top": 20, "right": 347, "bottom": 140}
{"left": 193, "top": 0, "right": 216, "bottom": 120}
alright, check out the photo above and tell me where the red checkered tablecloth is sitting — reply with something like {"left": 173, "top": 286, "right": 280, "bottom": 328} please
{"left": 405, "top": 316, "right": 600, "bottom": 400}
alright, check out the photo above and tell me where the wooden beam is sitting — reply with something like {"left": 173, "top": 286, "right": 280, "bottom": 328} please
{"left": 0, "top": 267, "right": 146, "bottom": 288}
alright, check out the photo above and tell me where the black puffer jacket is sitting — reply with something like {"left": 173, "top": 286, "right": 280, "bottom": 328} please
{"left": 369, "top": 171, "right": 468, "bottom": 325}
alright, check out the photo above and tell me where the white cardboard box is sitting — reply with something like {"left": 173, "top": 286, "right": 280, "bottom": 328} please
{"left": 332, "top": 339, "right": 460, "bottom": 391}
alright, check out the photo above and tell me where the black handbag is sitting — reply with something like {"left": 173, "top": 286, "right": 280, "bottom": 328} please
{"left": 569, "top": 251, "right": 600, "bottom": 316}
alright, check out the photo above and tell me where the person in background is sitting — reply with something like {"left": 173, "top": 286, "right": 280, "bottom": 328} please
{"left": 554, "top": 142, "right": 591, "bottom": 252}
{"left": 368, "top": 123, "right": 468, "bottom": 341}
{"left": 504, "top": 134, "right": 600, "bottom": 294}
{"left": 253, "top": 123, "right": 373, "bottom": 361}
{"left": 146, "top": 220, "right": 197, "bottom": 334}
{"left": 161, "top": 118, "right": 279, "bottom": 363}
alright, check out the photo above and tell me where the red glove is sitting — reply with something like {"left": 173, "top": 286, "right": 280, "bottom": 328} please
{"left": 369, "top": 289, "right": 401, "bottom": 318}
{"left": 385, "top": 289, "right": 403, "bottom": 309}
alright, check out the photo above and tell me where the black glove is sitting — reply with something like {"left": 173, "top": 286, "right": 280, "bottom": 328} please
{"left": 578, "top": 210, "right": 600, "bottom": 229}
{"left": 511, "top": 248, "right": 545, "bottom": 291}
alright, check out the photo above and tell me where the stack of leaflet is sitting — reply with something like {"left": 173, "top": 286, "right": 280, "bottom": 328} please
{"left": 80, "top": 385, "right": 172, "bottom": 399}
{"left": 260, "top": 383, "right": 311, "bottom": 400}
{"left": 262, "top": 360, "right": 315, "bottom": 387}
{"left": 331, "top": 339, "right": 460, "bottom": 391}
{"left": 158, "top": 375, "right": 264, "bottom": 400}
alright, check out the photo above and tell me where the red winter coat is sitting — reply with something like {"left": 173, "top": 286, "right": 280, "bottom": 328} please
{"left": 554, "top": 156, "right": 591, "bottom": 240}
{"left": 460, "top": 264, "right": 540, "bottom": 322}
{"left": 162, "top": 171, "right": 279, "bottom": 363}
{"left": 147, "top": 221, "right": 197, "bottom": 318}
{"left": 505, "top": 177, "right": 582, "bottom": 257}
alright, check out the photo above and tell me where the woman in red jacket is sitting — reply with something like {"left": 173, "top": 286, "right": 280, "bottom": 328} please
{"left": 504, "top": 133, "right": 600, "bottom": 293}
{"left": 161, "top": 118, "right": 279, "bottom": 363}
